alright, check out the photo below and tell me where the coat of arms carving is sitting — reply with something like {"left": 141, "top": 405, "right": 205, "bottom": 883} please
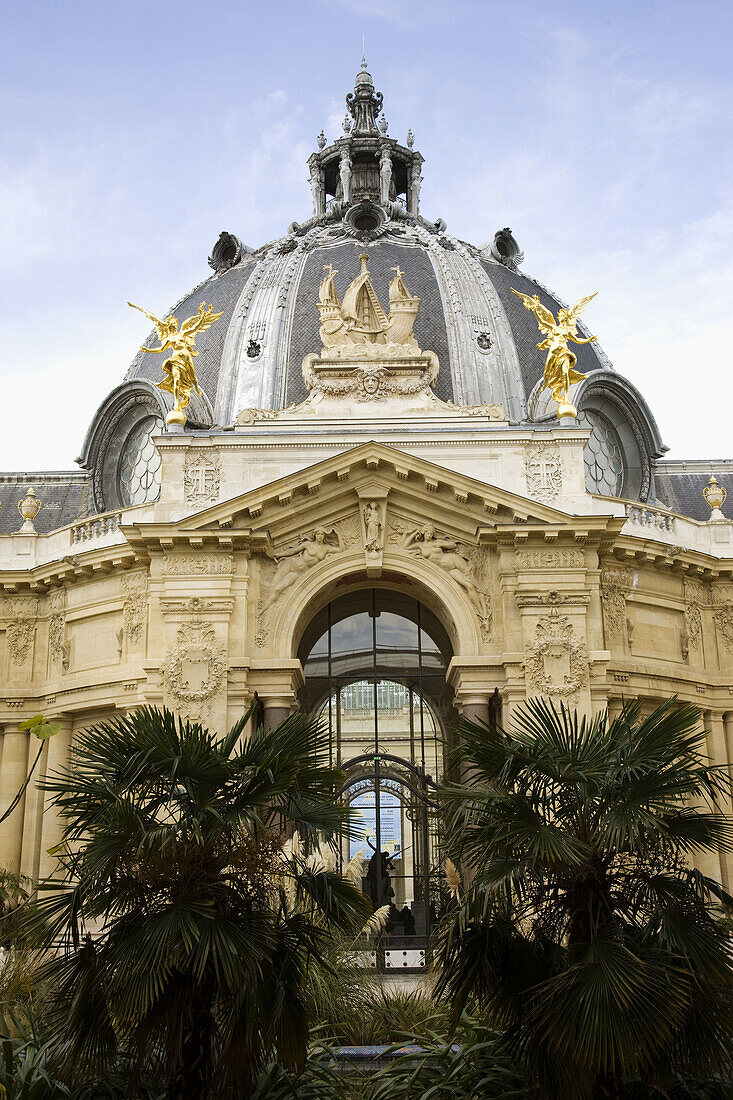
{"left": 525, "top": 603, "right": 588, "bottom": 700}
{"left": 164, "top": 618, "right": 227, "bottom": 718}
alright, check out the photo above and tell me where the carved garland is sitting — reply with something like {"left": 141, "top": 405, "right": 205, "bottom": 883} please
{"left": 682, "top": 580, "right": 704, "bottom": 660}
{"left": 600, "top": 567, "right": 634, "bottom": 641}
{"left": 4, "top": 597, "right": 38, "bottom": 666}
{"left": 121, "top": 572, "right": 148, "bottom": 645}
{"left": 47, "top": 590, "right": 67, "bottom": 666}
{"left": 713, "top": 585, "right": 733, "bottom": 653}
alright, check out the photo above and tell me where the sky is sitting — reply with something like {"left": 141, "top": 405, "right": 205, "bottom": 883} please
{"left": 1, "top": 0, "right": 732, "bottom": 470}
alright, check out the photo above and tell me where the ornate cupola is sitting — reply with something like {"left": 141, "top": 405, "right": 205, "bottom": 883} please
{"left": 307, "top": 60, "right": 424, "bottom": 232}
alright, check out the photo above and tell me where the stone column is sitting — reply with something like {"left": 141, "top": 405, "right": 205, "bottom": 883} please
{"left": 264, "top": 697, "right": 296, "bottom": 731}
{"left": 703, "top": 711, "right": 732, "bottom": 890}
{"left": 37, "top": 715, "right": 74, "bottom": 882}
{"left": 0, "top": 724, "right": 30, "bottom": 876}
{"left": 459, "top": 695, "right": 490, "bottom": 726}
{"left": 723, "top": 712, "right": 733, "bottom": 787}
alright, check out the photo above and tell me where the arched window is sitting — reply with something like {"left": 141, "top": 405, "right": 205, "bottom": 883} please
{"left": 299, "top": 588, "right": 454, "bottom": 957}
{"left": 118, "top": 414, "right": 164, "bottom": 506}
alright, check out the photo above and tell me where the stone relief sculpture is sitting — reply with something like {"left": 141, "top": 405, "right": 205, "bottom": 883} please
{"left": 393, "top": 521, "right": 491, "bottom": 640}
{"left": 525, "top": 600, "right": 589, "bottom": 701}
{"left": 164, "top": 554, "right": 233, "bottom": 576}
{"left": 712, "top": 585, "right": 733, "bottom": 653}
{"left": 261, "top": 527, "right": 344, "bottom": 613}
{"left": 524, "top": 443, "right": 563, "bottom": 505}
{"left": 47, "top": 589, "right": 67, "bottom": 667}
{"left": 4, "top": 597, "right": 38, "bottom": 667}
{"left": 363, "top": 501, "right": 383, "bottom": 554}
{"left": 316, "top": 255, "right": 421, "bottom": 359}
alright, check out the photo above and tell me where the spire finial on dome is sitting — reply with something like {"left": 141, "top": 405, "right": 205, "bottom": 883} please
{"left": 346, "top": 56, "right": 383, "bottom": 135}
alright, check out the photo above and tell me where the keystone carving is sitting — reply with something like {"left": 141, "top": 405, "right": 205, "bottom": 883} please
{"left": 363, "top": 501, "right": 383, "bottom": 554}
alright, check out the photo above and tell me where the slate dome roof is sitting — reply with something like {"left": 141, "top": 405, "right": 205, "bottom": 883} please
{"left": 83, "top": 62, "right": 667, "bottom": 514}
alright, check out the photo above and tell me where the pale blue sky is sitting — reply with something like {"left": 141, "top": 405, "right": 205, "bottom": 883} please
{"left": 1, "top": 0, "right": 732, "bottom": 468}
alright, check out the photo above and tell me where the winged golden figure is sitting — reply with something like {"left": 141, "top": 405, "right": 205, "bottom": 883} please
{"left": 511, "top": 289, "right": 598, "bottom": 418}
{"left": 128, "top": 301, "right": 223, "bottom": 426}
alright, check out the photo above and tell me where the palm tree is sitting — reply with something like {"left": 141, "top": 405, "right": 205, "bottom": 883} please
{"left": 31, "top": 704, "right": 370, "bottom": 1100}
{"left": 436, "top": 696, "right": 733, "bottom": 1099}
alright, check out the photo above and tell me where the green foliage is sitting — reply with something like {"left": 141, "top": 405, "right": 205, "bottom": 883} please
{"left": 368, "top": 1016, "right": 531, "bottom": 1100}
{"left": 436, "top": 696, "right": 733, "bottom": 1099}
{"left": 29, "top": 704, "right": 370, "bottom": 1100}
{"left": 0, "top": 1009, "right": 69, "bottom": 1099}
{"left": 17, "top": 715, "right": 60, "bottom": 740}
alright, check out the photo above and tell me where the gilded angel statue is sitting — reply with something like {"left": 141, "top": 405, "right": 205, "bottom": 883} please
{"left": 128, "top": 301, "right": 223, "bottom": 426}
{"left": 511, "top": 289, "right": 598, "bottom": 418}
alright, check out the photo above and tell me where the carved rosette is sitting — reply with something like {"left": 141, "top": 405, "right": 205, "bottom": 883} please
{"left": 524, "top": 444, "right": 563, "bottom": 505}
{"left": 525, "top": 605, "right": 589, "bottom": 701}
{"left": 183, "top": 448, "right": 222, "bottom": 507}
{"left": 164, "top": 618, "right": 227, "bottom": 722}
{"left": 600, "top": 567, "right": 634, "bottom": 644}
{"left": 121, "top": 572, "right": 148, "bottom": 645}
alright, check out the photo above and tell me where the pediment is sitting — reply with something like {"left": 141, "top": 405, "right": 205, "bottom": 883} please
{"left": 122, "top": 442, "right": 623, "bottom": 556}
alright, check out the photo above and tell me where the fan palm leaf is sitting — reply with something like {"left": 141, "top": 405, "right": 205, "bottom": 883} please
{"left": 437, "top": 696, "right": 733, "bottom": 1098}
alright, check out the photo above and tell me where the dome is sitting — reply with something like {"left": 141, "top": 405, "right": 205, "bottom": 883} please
{"left": 81, "top": 64, "right": 665, "bottom": 515}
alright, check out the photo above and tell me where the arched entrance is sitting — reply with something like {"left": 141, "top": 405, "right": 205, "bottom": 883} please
{"left": 298, "top": 588, "right": 454, "bottom": 963}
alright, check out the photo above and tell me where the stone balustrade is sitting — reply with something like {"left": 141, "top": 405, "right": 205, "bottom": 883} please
{"left": 71, "top": 511, "right": 124, "bottom": 545}
{"left": 624, "top": 503, "right": 676, "bottom": 534}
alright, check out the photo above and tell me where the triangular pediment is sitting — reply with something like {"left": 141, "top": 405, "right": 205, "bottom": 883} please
{"left": 122, "top": 442, "right": 624, "bottom": 555}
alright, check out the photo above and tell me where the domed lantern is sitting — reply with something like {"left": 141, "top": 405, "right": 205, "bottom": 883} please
{"left": 18, "top": 486, "right": 42, "bottom": 532}
{"left": 703, "top": 475, "right": 727, "bottom": 521}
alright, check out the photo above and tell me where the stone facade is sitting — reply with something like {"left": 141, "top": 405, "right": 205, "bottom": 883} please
{"left": 2, "top": 420, "right": 733, "bottom": 888}
{"left": 1, "top": 63, "right": 732, "bottom": 896}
